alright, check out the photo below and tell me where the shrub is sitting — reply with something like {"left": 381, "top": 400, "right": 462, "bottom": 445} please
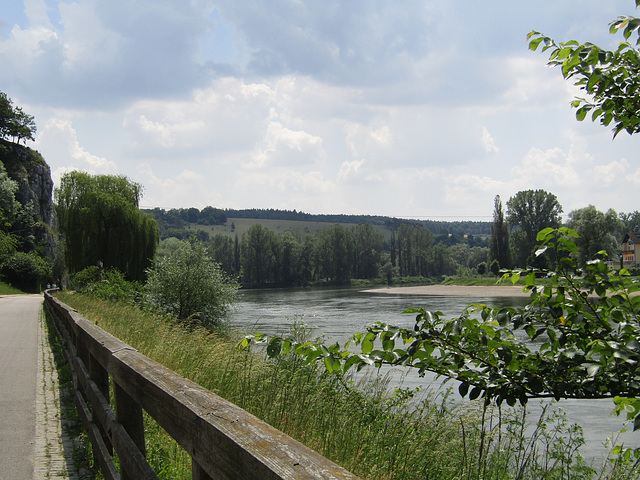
{"left": 71, "top": 266, "right": 143, "bottom": 304}
{"left": 477, "top": 261, "right": 487, "bottom": 275}
{"left": 145, "top": 239, "right": 239, "bottom": 331}
{"left": 489, "top": 258, "right": 500, "bottom": 276}
{"left": 0, "top": 251, "right": 51, "bottom": 290}
{"left": 70, "top": 266, "right": 101, "bottom": 291}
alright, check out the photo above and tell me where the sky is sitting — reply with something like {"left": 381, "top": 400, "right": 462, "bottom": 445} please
{"left": 0, "top": 0, "right": 638, "bottom": 222}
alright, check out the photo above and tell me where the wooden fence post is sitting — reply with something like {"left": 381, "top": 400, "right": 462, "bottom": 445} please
{"left": 115, "top": 382, "right": 146, "bottom": 480}
{"left": 90, "top": 354, "right": 113, "bottom": 455}
{"left": 192, "top": 461, "right": 214, "bottom": 480}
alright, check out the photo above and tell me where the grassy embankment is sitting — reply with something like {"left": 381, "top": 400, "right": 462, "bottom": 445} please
{"left": 0, "top": 280, "right": 27, "bottom": 294}
{"left": 51, "top": 291, "right": 617, "bottom": 480}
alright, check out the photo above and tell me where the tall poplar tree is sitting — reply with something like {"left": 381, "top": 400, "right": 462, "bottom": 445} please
{"left": 489, "top": 195, "right": 511, "bottom": 270}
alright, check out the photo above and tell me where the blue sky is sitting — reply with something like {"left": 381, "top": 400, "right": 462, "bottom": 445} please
{"left": 1, "top": 0, "right": 638, "bottom": 221}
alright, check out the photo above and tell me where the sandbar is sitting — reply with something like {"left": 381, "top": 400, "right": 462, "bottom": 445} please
{"left": 363, "top": 284, "right": 531, "bottom": 297}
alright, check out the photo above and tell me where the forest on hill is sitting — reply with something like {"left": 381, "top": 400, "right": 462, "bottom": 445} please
{"left": 143, "top": 206, "right": 492, "bottom": 289}
{"left": 143, "top": 206, "right": 492, "bottom": 238}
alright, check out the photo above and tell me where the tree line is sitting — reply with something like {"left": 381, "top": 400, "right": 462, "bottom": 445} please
{"left": 182, "top": 222, "right": 488, "bottom": 288}
{"left": 146, "top": 189, "right": 639, "bottom": 289}
{"left": 488, "top": 189, "right": 640, "bottom": 274}
{"left": 145, "top": 206, "right": 495, "bottom": 237}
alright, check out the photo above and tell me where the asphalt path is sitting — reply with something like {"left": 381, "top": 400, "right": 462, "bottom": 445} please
{"left": 0, "top": 294, "right": 43, "bottom": 479}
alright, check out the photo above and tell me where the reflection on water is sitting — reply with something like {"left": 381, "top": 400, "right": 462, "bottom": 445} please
{"left": 230, "top": 287, "right": 637, "bottom": 463}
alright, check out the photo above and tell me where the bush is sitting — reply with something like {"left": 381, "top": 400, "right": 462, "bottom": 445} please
{"left": 477, "top": 262, "right": 487, "bottom": 275}
{"left": 0, "top": 251, "right": 51, "bottom": 291}
{"left": 489, "top": 258, "right": 500, "bottom": 276}
{"left": 627, "top": 267, "right": 640, "bottom": 276}
{"left": 145, "top": 239, "right": 239, "bottom": 331}
{"left": 70, "top": 266, "right": 100, "bottom": 291}
{"left": 71, "top": 266, "right": 143, "bottom": 304}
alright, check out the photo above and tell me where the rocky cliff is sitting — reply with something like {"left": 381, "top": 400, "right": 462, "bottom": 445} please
{"left": 0, "top": 139, "right": 56, "bottom": 258}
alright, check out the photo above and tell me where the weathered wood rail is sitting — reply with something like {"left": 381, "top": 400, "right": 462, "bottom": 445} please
{"left": 44, "top": 292, "right": 362, "bottom": 480}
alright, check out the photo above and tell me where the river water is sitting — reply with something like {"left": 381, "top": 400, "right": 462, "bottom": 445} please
{"left": 229, "top": 287, "right": 638, "bottom": 464}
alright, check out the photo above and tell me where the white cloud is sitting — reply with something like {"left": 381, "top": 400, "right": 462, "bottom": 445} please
{"left": 338, "top": 159, "right": 366, "bottom": 182}
{"left": 35, "top": 118, "right": 117, "bottom": 186}
{"left": 124, "top": 77, "right": 274, "bottom": 155}
{"left": 135, "top": 163, "right": 217, "bottom": 209}
{"left": 345, "top": 123, "right": 392, "bottom": 159}
{"left": 481, "top": 127, "right": 499, "bottom": 154}
{"left": 512, "top": 147, "right": 582, "bottom": 188}
{"left": 591, "top": 159, "right": 630, "bottom": 187}
{"left": 248, "top": 121, "right": 325, "bottom": 169}
{"left": 24, "top": 0, "right": 53, "bottom": 29}
{"left": 2, "top": 0, "right": 638, "bottom": 218}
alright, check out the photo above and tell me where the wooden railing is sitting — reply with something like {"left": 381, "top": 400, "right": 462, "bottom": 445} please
{"left": 44, "top": 292, "right": 362, "bottom": 480}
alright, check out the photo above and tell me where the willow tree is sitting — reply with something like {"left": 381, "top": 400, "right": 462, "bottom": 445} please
{"left": 55, "top": 171, "right": 158, "bottom": 281}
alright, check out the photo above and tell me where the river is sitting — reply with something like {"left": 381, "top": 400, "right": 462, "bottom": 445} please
{"left": 229, "top": 286, "right": 638, "bottom": 465}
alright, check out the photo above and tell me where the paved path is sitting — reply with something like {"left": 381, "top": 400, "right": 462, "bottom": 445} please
{"left": 0, "top": 294, "right": 78, "bottom": 479}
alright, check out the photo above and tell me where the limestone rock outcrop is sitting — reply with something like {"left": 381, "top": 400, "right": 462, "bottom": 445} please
{"left": 0, "top": 139, "right": 56, "bottom": 258}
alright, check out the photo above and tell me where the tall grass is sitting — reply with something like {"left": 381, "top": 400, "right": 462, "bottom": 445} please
{"left": 54, "top": 292, "right": 638, "bottom": 480}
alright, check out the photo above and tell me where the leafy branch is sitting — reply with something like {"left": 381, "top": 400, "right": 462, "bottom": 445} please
{"left": 528, "top": 1, "right": 640, "bottom": 137}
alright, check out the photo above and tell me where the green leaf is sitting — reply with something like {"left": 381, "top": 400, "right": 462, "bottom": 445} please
{"left": 537, "top": 227, "right": 555, "bottom": 241}
{"left": 556, "top": 46, "right": 573, "bottom": 60}
{"left": 469, "top": 387, "right": 482, "bottom": 401}
{"left": 585, "top": 363, "right": 600, "bottom": 377}
{"left": 525, "top": 271, "right": 536, "bottom": 285}
{"left": 266, "top": 337, "right": 283, "bottom": 358}
{"left": 576, "top": 106, "right": 589, "bottom": 121}
{"left": 459, "top": 382, "right": 470, "bottom": 397}
{"left": 529, "top": 36, "right": 545, "bottom": 51}
{"left": 361, "top": 332, "right": 376, "bottom": 354}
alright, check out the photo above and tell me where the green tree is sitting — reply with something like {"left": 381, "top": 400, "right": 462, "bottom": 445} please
{"left": 241, "top": 224, "right": 276, "bottom": 286}
{"left": 489, "top": 258, "right": 501, "bottom": 276}
{"left": 395, "top": 224, "right": 434, "bottom": 277}
{"left": 567, "top": 205, "right": 622, "bottom": 266}
{"left": 0, "top": 161, "right": 19, "bottom": 258}
{"left": 55, "top": 171, "right": 159, "bottom": 281}
{"left": 528, "top": 1, "right": 640, "bottom": 137}
{"left": 506, "top": 189, "right": 563, "bottom": 267}
{"left": 620, "top": 211, "right": 640, "bottom": 234}
{"left": 278, "top": 231, "right": 301, "bottom": 286}
{"left": 352, "top": 223, "right": 383, "bottom": 279}
{"left": 1, "top": 251, "right": 51, "bottom": 291}
{"left": 145, "top": 239, "right": 238, "bottom": 331}
{"left": 0, "top": 92, "right": 36, "bottom": 143}
{"left": 208, "top": 233, "right": 236, "bottom": 275}
{"left": 489, "top": 195, "right": 511, "bottom": 269}
{"left": 312, "top": 224, "right": 353, "bottom": 283}
{"left": 477, "top": 261, "right": 487, "bottom": 275}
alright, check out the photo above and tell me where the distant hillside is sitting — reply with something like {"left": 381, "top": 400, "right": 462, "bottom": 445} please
{"left": 143, "top": 207, "right": 492, "bottom": 240}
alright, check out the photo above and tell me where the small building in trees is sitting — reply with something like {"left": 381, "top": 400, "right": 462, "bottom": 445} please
{"left": 621, "top": 232, "right": 640, "bottom": 267}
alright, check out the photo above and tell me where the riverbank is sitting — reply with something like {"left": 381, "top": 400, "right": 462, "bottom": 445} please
{"left": 363, "top": 284, "right": 531, "bottom": 297}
